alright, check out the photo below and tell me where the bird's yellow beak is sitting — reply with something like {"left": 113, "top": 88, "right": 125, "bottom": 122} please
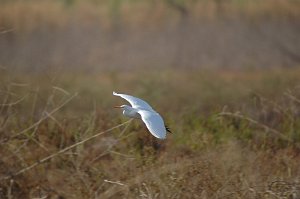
{"left": 114, "top": 105, "right": 122, "bottom": 108}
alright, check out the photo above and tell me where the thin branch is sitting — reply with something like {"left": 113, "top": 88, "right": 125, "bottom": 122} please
{"left": 0, "top": 94, "right": 28, "bottom": 107}
{"left": 45, "top": 111, "right": 64, "bottom": 130}
{"left": 52, "top": 86, "right": 70, "bottom": 96}
{"left": 0, "top": 90, "right": 18, "bottom": 97}
{"left": 0, "top": 29, "right": 14, "bottom": 34}
{"left": 0, "top": 119, "right": 133, "bottom": 181}
{"left": 30, "top": 87, "right": 39, "bottom": 121}
{"left": 218, "top": 112, "right": 293, "bottom": 143}
{"left": 104, "top": 179, "right": 125, "bottom": 186}
{"left": 11, "top": 92, "right": 78, "bottom": 139}
{"left": 90, "top": 119, "right": 132, "bottom": 163}
{"left": 109, "top": 150, "right": 135, "bottom": 159}
{"left": 285, "top": 92, "right": 300, "bottom": 104}
{"left": 100, "top": 158, "right": 196, "bottom": 198}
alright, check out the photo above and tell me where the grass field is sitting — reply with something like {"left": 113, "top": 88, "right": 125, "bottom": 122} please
{"left": 0, "top": 69, "right": 300, "bottom": 198}
{"left": 0, "top": 0, "right": 300, "bottom": 198}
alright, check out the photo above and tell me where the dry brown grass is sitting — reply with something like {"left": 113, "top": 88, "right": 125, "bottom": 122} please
{"left": 0, "top": 69, "right": 300, "bottom": 198}
{"left": 0, "top": 1, "right": 300, "bottom": 198}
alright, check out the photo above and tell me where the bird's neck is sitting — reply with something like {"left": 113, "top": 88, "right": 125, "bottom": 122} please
{"left": 124, "top": 105, "right": 135, "bottom": 112}
{"left": 123, "top": 106, "right": 140, "bottom": 118}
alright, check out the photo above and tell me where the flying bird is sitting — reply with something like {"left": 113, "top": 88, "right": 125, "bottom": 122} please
{"left": 113, "top": 91, "right": 171, "bottom": 139}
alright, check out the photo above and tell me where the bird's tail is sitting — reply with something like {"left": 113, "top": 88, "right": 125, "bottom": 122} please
{"left": 165, "top": 125, "right": 172, "bottom": 133}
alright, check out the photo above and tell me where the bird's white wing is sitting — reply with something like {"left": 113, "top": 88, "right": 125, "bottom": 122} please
{"left": 113, "top": 91, "right": 154, "bottom": 111}
{"left": 138, "top": 110, "right": 166, "bottom": 139}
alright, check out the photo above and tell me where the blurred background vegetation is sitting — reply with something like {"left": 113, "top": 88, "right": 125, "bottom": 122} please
{"left": 0, "top": 0, "right": 300, "bottom": 198}
{"left": 0, "top": 0, "right": 299, "bottom": 71}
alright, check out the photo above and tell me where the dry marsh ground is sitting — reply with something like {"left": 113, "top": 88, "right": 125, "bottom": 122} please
{"left": 0, "top": 69, "right": 300, "bottom": 198}
{"left": 0, "top": 1, "right": 300, "bottom": 198}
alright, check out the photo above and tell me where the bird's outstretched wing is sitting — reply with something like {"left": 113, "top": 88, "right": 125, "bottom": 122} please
{"left": 113, "top": 91, "right": 154, "bottom": 111}
{"left": 137, "top": 110, "right": 166, "bottom": 139}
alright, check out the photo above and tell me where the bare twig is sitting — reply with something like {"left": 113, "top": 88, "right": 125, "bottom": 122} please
{"left": 104, "top": 179, "right": 125, "bottom": 186}
{"left": 0, "top": 85, "right": 12, "bottom": 114}
{"left": 44, "top": 111, "right": 64, "bottom": 130}
{"left": 218, "top": 112, "right": 293, "bottom": 143}
{"left": 52, "top": 86, "right": 70, "bottom": 96}
{"left": 109, "top": 150, "right": 135, "bottom": 159}
{"left": 285, "top": 91, "right": 300, "bottom": 104}
{"left": 11, "top": 92, "right": 78, "bottom": 139}
{"left": 30, "top": 87, "right": 39, "bottom": 122}
{"left": 90, "top": 119, "right": 133, "bottom": 163}
{"left": 0, "top": 29, "right": 14, "bottom": 34}
{"left": 0, "top": 119, "right": 133, "bottom": 181}
{"left": 0, "top": 90, "right": 18, "bottom": 97}
{"left": 253, "top": 92, "right": 292, "bottom": 119}
{"left": 0, "top": 94, "right": 28, "bottom": 107}
{"left": 7, "top": 179, "right": 13, "bottom": 199}
{"left": 100, "top": 158, "right": 196, "bottom": 198}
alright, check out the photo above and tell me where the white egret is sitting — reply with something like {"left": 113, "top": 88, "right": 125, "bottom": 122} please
{"left": 113, "top": 91, "right": 171, "bottom": 139}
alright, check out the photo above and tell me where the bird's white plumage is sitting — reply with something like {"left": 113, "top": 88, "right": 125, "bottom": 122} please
{"left": 113, "top": 91, "right": 167, "bottom": 139}
{"left": 113, "top": 91, "right": 154, "bottom": 111}
{"left": 137, "top": 110, "right": 166, "bottom": 139}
